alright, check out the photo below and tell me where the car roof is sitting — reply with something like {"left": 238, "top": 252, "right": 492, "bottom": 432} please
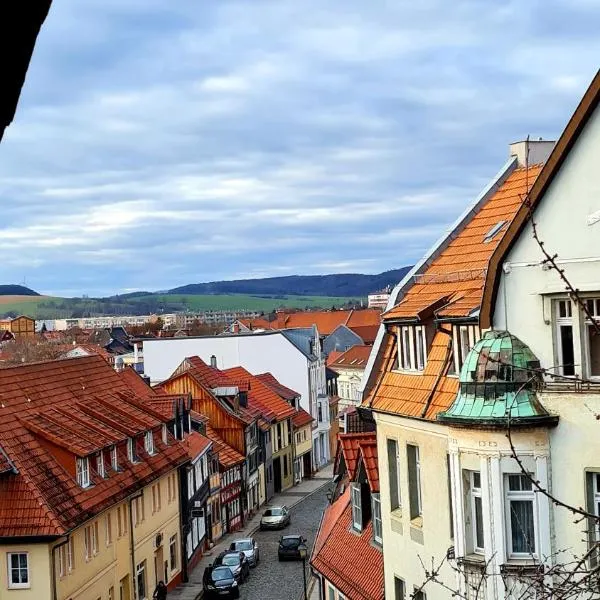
{"left": 231, "top": 538, "right": 253, "bottom": 543}
{"left": 281, "top": 534, "right": 302, "bottom": 540}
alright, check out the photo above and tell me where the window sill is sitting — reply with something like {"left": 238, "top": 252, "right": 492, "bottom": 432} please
{"left": 458, "top": 553, "right": 486, "bottom": 567}
{"left": 392, "top": 368, "right": 425, "bottom": 376}
{"left": 390, "top": 508, "right": 402, "bottom": 520}
{"left": 410, "top": 515, "right": 423, "bottom": 529}
{"left": 8, "top": 584, "right": 31, "bottom": 590}
{"left": 500, "top": 560, "right": 542, "bottom": 575}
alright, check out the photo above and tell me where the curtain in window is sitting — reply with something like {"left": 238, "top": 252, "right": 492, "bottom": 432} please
{"left": 510, "top": 500, "right": 535, "bottom": 553}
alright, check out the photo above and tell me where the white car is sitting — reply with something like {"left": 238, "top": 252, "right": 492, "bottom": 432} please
{"left": 259, "top": 506, "right": 290, "bottom": 530}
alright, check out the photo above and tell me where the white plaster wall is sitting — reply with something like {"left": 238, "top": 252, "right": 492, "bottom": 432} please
{"left": 143, "top": 334, "right": 311, "bottom": 413}
{"left": 494, "top": 103, "right": 600, "bottom": 371}
{"left": 375, "top": 412, "right": 455, "bottom": 600}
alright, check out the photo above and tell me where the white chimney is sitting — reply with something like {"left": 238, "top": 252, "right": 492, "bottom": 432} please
{"left": 509, "top": 139, "right": 555, "bottom": 168}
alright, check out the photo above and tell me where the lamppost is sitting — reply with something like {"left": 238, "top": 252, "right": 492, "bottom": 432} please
{"left": 298, "top": 541, "right": 308, "bottom": 600}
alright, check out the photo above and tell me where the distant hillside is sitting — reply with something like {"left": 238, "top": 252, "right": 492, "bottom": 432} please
{"left": 0, "top": 285, "right": 40, "bottom": 296}
{"left": 169, "top": 267, "right": 411, "bottom": 297}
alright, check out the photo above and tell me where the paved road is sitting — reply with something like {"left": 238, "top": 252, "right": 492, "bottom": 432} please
{"left": 235, "top": 486, "right": 329, "bottom": 600}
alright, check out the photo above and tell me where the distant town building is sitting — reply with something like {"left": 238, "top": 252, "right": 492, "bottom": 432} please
{"left": 367, "top": 286, "right": 392, "bottom": 310}
{"left": 0, "top": 315, "right": 35, "bottom": 339}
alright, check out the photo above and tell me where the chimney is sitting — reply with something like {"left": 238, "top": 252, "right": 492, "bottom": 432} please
{"left": 509, "top": 138, "right": 555, "bottom": 168}
{"left": 210, "top": 355, "right": 217, "bottom": 368}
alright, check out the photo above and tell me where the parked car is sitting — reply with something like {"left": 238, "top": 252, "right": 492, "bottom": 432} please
{"left": 260, "top": 505, "right": 290, "bottom": 530}
{"left": 202, "top": 565, "right": 240, "bottom": 599}
{"left": 278, "top": 535, "right": 307, "bottom": 561}
{"left": 229, "top": 537, "right": 260, "bottom": 567}
{"left": 214, "top": 551, "right": 250, "bottom": 583}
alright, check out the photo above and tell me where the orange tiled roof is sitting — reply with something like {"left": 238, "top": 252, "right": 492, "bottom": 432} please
{"left": 260, "top": 309, "right": 381, "bottom": 336}
{"left": 329, "top": 345, "right": 372, "bottom": 370}
{"left": 292, "top": 408, "right": 314, "bottom": 428}
{"left": 119, "top": 367, "right": 156, "bottom": 398}
{"left": 326, "top": 351, "right": 343, "bottom": 366}
{"left": 183, "top": 431, "right": 212, "bottom": 460}
{"left": 222, "top": 367, "right": 296, "bottom": 422}
{"left": 237, "top": 318, "right": 274, "bottom": 330}
{"left": 338, "top": 432, "right": 377, "bottom": 481}
{"left": 204, "top": 424, "right": 245, "bottom": 469}
{"left": 385, "top": 165, "right": 542, "bottom": 321}
{"left": 255, "top": 372, "right": 300, "bottom": 402}
{"left": 365, "top": 331, "right": 458, "bottom": 419}
{"left": 311, "top": 489, "right": 384, "bottom": 600}
{"left": 348, "top": 324, "right": 380, "bottom": 344}
{"left": 359, "top": 438, "right": 379, "bottom": 493}
{"left": 0, "top": 356, "right": 189, "bottom": 538}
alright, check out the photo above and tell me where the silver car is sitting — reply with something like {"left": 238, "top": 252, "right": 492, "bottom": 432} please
{"left": 229, "top": 538, "right": 260, "bottom": 567}
{"left": 260, "top": 506, "right": 290, "bottom": 530}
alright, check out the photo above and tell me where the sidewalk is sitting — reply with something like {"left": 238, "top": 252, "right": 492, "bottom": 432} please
{"left": 169, "top": 463, "right": 334, "bottom": 600}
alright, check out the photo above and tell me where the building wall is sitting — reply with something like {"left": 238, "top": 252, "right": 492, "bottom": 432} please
{"left": 334, "top": 367, "right": 364, "bottom": 411}
{"left": 375, "top": 412, "right": 455, "bottom": 600}
{"left": 0, "top": 543, "right": 52, "bottom": 600}
{"left": 494, "top": 102, "right": 600, "bottom": 374}
{"left": 272, "top": 419, "right": 294, "bottom": 491}
{"left": 54, "top": 470, "right": 182, "bottom": 600}
{"left": 294, "top": 424, "right": 312, "bottom": 458}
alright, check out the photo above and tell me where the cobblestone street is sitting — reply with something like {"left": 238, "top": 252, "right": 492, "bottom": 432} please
{"left": 236, "top": 485, "right": 329, "bottom": 600}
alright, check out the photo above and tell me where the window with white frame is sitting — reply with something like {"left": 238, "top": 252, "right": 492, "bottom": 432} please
{"left": 470, "top": 471, "right": 484, "bottom": 553}
{"left": 328, "top": 585, "right": 335, "bottom": 600}
{"left": 372, "top": 493, "right": 382, "bottom": 545}
{"left": 111, "top": 445, "right": 118, "bottom": 471}
{"left": 504, "top": 474, "right": 537, "bottom": 557}
{"left": 96, "top": 452, "right": 105, "bottom": 478}
{"left": 398, "top": 325, "right": 427, "bottom": 372}
{"left": 351, "top": 483, "right": 362, "bottom": 531}
{"left": 67, "top": 537, "right": 74, "bottom": 572}
{"left": 387, "top": 439, "right": 401, "bottom": 511}
{"left": 145, "top": 430, "right": 155, "bottom": 455}
{"left": 585, "top": 472, "right": 600, "bottom": 554}
{"left": 7, "top": 552, "right": 29, "bottom": 588}
{"left": 162, "top": 423, "right": 168, "bottom": 445}
{"left": 188, "top": 469, "right": 194, "bottom": 499}
{"left": 58, "top": 544, "right": 67, "bottom": 577}
{"left": 136, "top": 561, "right": 147, "bottom": 600}
{"left": 453, "top": 325, "right": 480, "bottom": 373}
{"left": 394, "top": 577, "right": 405, "bottom": 600}
{"left": 407, "top": 445, "right": 422, "bottom": 520}
{"left": 584, "top": 298, "right": 600, "bottom": 378}
{"left": 169, "top": 534, "right": 178, "bottom": 572}
{"left": 76, "top": 457, "right": 90, "bottom": 488}
{"left": 554, "top": 299, "right": 575, "bottom": 376}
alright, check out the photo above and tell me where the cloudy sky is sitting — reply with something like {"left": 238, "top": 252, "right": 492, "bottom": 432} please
{"left": 1, "top": 1, "right": 598, "bottom": 297}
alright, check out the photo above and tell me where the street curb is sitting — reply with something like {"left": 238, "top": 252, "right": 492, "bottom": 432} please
{"left": 247, "top": 477, "right": 333, "bottom": 538}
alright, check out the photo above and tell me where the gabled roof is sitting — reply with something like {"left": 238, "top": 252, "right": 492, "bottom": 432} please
{"left": 0, "top": 355, "right": 188, "bottom": 538}
{"left": 204, "top": 424, "right": 245, "bottom": 468}
{"left": 384, "top": 165, "right": 542, "bottom": 322}
{"left": 183, "top": 431, "right": 212, "bottom": 461}
{"left": 292, "top": 408, "right": 314, "bottom": 428}
{"left": 119, "top": 367, "right": 156, "bottom": 398}
{"left": 481, "top": 69, "right": 600, "bottom": 328}
{"left": 222, "top": 367, "right": 296, "bottom": 422}
{"left": 329, "top": 345, "right": 372, "bottom": 370}
{"left": 255, "top": 372, "right": 300, "bottom": 401}
{"left": 347, "top": 324, "right": 379, "bottom": 345}
{"left": 337, "top": 432, "right": 377, "bottom": 481}
{"left": 311, "top": 489, "right": 384, "bottom": 600}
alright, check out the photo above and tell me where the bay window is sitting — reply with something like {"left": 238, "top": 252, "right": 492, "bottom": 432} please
{"left": 504, "top": 474, "right": 537, "bottom": 558}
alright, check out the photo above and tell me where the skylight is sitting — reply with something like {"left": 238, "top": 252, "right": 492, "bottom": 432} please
{"left": 483, "top": 220, "right": 507, "bottom": 243}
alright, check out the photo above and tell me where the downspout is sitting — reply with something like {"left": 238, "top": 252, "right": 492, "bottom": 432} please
{"left": 129, "top": 491, "right": 143, "bottom": 600}
{"left": 420, "top": 325, "right": 453, "bottom": 419}
{"left": 51, "top": 537, "right": 68, "bottom": 600}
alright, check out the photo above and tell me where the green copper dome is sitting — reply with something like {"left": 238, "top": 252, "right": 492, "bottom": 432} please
{"left": 438, "top": 331, "right": 557, "bottom": 427}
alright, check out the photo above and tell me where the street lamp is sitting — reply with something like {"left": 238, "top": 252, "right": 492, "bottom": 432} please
{"left": 298, "top": 541, "right": 308, "bottom": 600}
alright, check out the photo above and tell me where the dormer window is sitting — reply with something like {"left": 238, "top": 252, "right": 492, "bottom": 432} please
{"left": 111, "top": 445, "right": 118, "bottom": 471}
{"left": 162, "top": 424, "right": 168, "bottom": 446}
{"left": 76, "top": 457, "right": 90, "bottom": 488}
{"left": 96, "top": 452, "right": 105, "bottom": 478}
{"left": 145, "top": 431, "right": 155, "bottom": 455}
{"left": 398, "top": 325, "right": 427, "bottom": 372}
{"left": 351, "top": 483, "right": 363, "bottom": 532}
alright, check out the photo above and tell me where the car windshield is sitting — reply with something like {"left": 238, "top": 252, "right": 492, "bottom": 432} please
{"left": 232, "top": 541, "right": 253, "bottom": 551}
{"left": 280, "top": 537, "right": 300, "bottom": 547}
{"left": 212, "top": 567, "right": 232, "bottom": 581}
{"left": 264, "top": 508, "right": 283, "bottom": 516}
{"left": 221, "top": 555, "right": 240, "bottom": 566}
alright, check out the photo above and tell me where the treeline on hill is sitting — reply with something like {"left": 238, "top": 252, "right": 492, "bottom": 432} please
{"left": 169, "top": 267, "right": 411, "bottom": 296}
{"left": 0, "top": 285, "right": 40, "bottom": 296}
